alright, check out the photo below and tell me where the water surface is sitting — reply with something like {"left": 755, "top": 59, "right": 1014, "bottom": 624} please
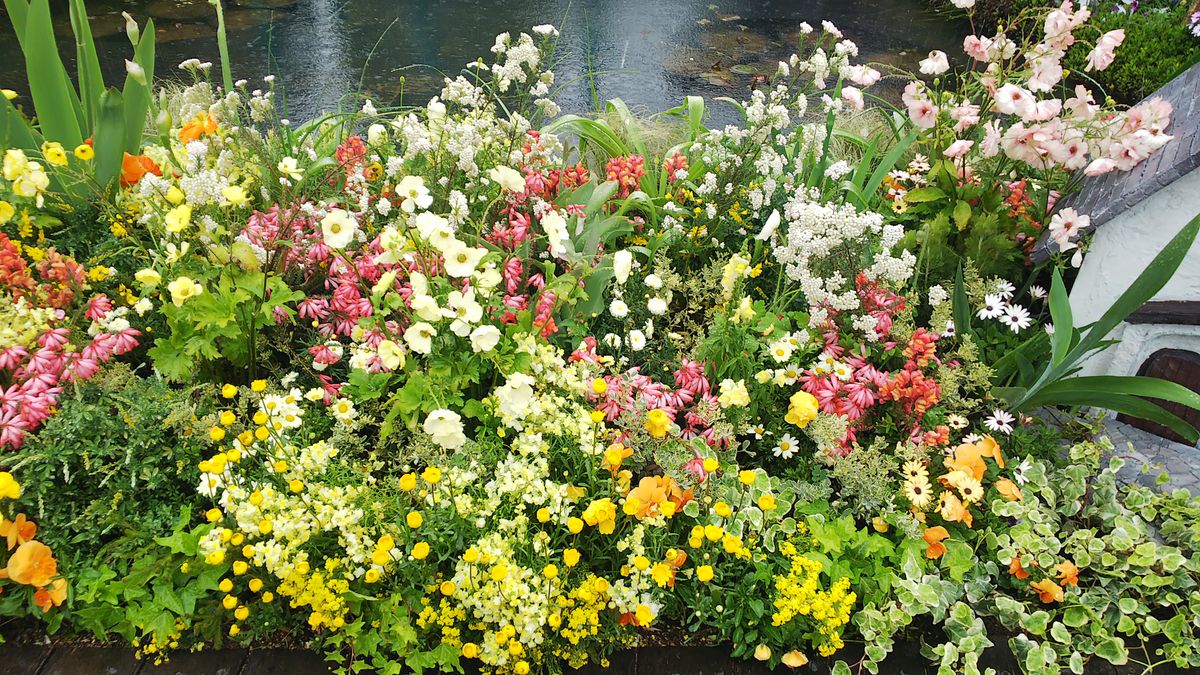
{"left": 1, "top": 0, "right": 965, "bottom": 123}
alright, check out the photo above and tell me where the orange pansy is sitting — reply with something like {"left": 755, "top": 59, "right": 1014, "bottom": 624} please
{"left": 33, "top": 577, "right": 68, "bottom": 612}
{"left": 626, "top": 476, "right": 684, "bottom": 518}
{"left": 995, "top": 478, "right": 1022, "bottom": 501}
{"left": 944, "top": 443, "right": 986, "bottom": 481}
{"left": 1031, "top": 579, "right": 1064, "bottom": 604}
{"left": 939, "top": 492, "right": 974, "bottom": 528}
{"left": 923, "top": 526, "right": 950, "bottom": 559}
{"left": 1009, "top": 556, "right": 1031, "bottom": 580}
{"left": 976, "top": 434, "right": 1005, "bottom": 469}
{"left": 179, "top": 113, "right": 218, "bottom": 144}
{"left": 120, "top": 153, "right": 162, "bottom": 187}
{"left": 1, "top": 540, "right": 58, "bottom": 588}
{"left": 1055, "top": 560, "right": 1080, "bottom": 587}
{"left": 1, "top": 513, "right": 37, "bottom": 551}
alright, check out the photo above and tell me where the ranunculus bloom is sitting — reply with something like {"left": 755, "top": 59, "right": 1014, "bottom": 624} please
{"left": 1009, "top": 556, "right": 1031, "bottom": 580}
{"left": 33, "top": 577, "right": 67, "bottom": 612}
{"left": 785, "top": 390, "right": 819, "bottom": 428}
{"left": 1055, "top": 560, "right": 1080, "bottom": 587}
{"left": 1031, "top": 578, "right": 1064, "bottom": 603}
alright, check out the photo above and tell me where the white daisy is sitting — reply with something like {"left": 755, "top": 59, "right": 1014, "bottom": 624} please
{"left": 977, "top": 294, "right": 1005, "bottom": 320}
{"left": 983, "top": 409, "right": 1015, "bottom": 435}
{"left": 773, "top": 434, "right": 799, "bottom": 459}
{"left": 999, "top": 304, "right": 1032, "bottom": 333}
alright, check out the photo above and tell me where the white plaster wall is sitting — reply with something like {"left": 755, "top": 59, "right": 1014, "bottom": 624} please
{"left": 1069, "top": 167, "right": 1200, "bottom": 378}
{"left": 1070, "top": 167, "right": 1200, "bottom": 327}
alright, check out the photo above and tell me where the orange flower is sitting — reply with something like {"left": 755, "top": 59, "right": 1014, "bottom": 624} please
{"left": 1, "top": 540, "right": 58, "bottom": 587}
{"left": 33, "top": 577, "right": 68, "bottom": 612}
{"left": 923, "top": 526, "right": 950, "bottom": 559}
{"left": 939, "top": 492, "right": 973, "bottom": 528}
{"left": 120, "top": 153, "right": 162, "bottom": 187}
{"left": 976, "top": 435, "right": 1005, "bottom": 469}
{"left": 995, "top": 478, "right": 1022, "bottom": 501}
{"left": 1031, "top": 579, "right": 1064, "bottom": 604}
{"left": 1, "top": 513, "right": 37, "bottom": 551}
{"left": 1009, "top": 556, "right": 1030, "bottom": 580}
{"left": 601, "top": 443, "right": 633, "bottom": 475}
{"left": 179, "top": 112, "right": 218, "bottom": 143}
{"left": 944, "top": 442, "right": 986, "bottom": 481}
{"left": 626, "top": 476, "right": 683, "bottom": 518}
{"left": 1055, "top": 560, "right": 1080, "bottom": 587}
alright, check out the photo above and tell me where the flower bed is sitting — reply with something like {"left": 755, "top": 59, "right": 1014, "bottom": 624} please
{"left": 2, "top": 2, "right": 1200, "bottom": 675}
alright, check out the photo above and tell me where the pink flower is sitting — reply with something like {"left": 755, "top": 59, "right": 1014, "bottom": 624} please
{"left": 943, "top": 139, "right": 974, "bottom": 159}
{"left": 841, "top": 86, "right": 864, "bottom": 111}
{"left": 846, "top": 65, "right": 881, "bottom": 86}
{"left": 980, "top": 120, "right": 1003, "bottom": 157}
{"left": 1026, "top": 52, "right": 1063, "bottom": 93}
{"left": 919, "top": 50, "right": 950, "bottom": 75}
{"left": 950, "top": 102, "right": 981, "bottom": 132}
{"left": 1085, "top": 30, "right": 1124, "bottom": 72}
{"left": 994, "top": 84, "right": 1036, "bottom": 119}
{"left": 963, "top": 35, "right": 992, "bottom": 61}
{"left": 908, "top": 100, "right": 939, "bottom": 130}
{"left": 1048, "top": 207, "right": 1089, "bottom": 249}
{"left": 1083, "top": 157, "right": 1115, "bottom": 176}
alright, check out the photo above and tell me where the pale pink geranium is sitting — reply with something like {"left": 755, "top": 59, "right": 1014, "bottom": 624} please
{"left": 919, "top": 50, "right": 950, "bottom": 75}
{"left": 1028, "top": 99, "right": 1063, "bottom": 123}
{"left": 1001, "top": 123, "right": 1056, "bottom": 168}
{"left": 980, "top": 120, "right": 1003, "bottom": 157}
{"left": 1083, "top": 158, "right": 1116, "bottom": 176}
{"left": 841, "top": 86, "right": 864, "bottom": 110}
{"left": 845, "top": 64, "right": 881, "bottom": 86}
{"left": 1063, "top": 85, "right": 1098, "bottom": 120}
{"left": 1085, "top": 29, "right": 1125, "bottom": 72}
{"left": 993, "top": 83, "right": 1036, "bottom": 118}
{"left": 1026, "top": 51, "right": 1064, "bottom": 92}
{"left": 902, "top": 82, "right": 938, "bottom": 129}
{"left": 1047, "top": 133, "right": 1089, "bottom": 170}
{"left": 944, "top": 139, "right": 974, "bottom": 159}
{"left": 1048, "top": 208, "right": 1090, "bottom": 250}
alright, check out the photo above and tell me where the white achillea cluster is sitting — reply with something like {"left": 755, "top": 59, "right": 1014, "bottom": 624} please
{"left": 489, "top": 31, "right": 542, "bottom": 92}
{"left": 771, "top": 195, "right": 914, "bottom": 324}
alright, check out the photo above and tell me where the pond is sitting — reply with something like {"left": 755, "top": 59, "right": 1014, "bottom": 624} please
{"left": 1, "top": 0, "right": 966, "bottom": 124}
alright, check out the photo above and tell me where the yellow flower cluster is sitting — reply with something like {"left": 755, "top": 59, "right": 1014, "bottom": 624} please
{"left": 770, "top": 539, "right": 856, "bottom": 657}
{"left": 416, "top": 594, "right": 467, "bottom": 646}
{"left": 278, "top": 563, "right": 350, "bottom": 630}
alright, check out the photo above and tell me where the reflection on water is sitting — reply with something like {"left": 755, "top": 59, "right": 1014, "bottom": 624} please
{"left": 1, "top": 0, "right": 965, "bottom": 122}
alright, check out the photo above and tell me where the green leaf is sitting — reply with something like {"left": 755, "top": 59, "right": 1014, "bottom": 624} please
{"left": 23, "top": 0, "right": 83, "bottom": 147}
{"left": 1094, "top": 637, "right": 1128, "bottom": 665}
{"left": 93, "top": 88, "right": 126, "bottom": 188}
{"left": 1022, "top": 377, "right": 1200, "bottom": 443}
{"left": 122, "top": 20, "right": 155, "bottom": 153}
{"left": 1047, "top": 267, "right": 1073, "bottom": 367}
{"left": 953, "top": 199, "right": 971, "bottom": 229}
{"left": 952, "top": 263, "right": 973, "bottom": 337}
{"left": 68, "top": 0, "right": 104, "bottom": 128}
{"left": 0, "top": 95, "right": 40, "bottom": 151}
{"left": 903, "top": 186, "right": 948, "bottom": 203}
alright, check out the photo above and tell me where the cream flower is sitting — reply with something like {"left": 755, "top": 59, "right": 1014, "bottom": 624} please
{"left": 321, "top": 209, "right": 358, "bottom": 249}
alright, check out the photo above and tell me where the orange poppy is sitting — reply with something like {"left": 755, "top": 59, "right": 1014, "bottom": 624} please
{"left": 120, "top": 153, "right": 162, "bottom": 187}
{"left": 1055, "top": 560, "right": 1080, "bottom": 587}
{"left": 1031, "top": 578, "right": 1064, "bottom": 603}
{"left": 1009, "top": 556, "right": 1031, "bottom": 580}
{"left": 179, "top": 112, "right": 217, "bottom": 143}
{"left": 995, "top": 478, "right": 1022, "bottom": 501}
{"left": 939, "top": 492, "right": 973, "bottom": 528}
{"left": 1, "top": 513, "right": 37, "bottom": 551}
{"left": 923, "top": 526, "right": 950, "bottom": 559}
{"left": 1, "top": 540, "right": 58, "bottom": 587}
{"left": 33, "top": 577, "right": 68, "bottom": 612}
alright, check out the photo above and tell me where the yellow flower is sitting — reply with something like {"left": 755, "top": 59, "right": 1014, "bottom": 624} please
{"left": 713, "top": 501, "right": 732, "bottom": 518}
{"left": 563, "top": 548, "right": 581, "bottom": 567}
{"left": 757, "top": 493, "right": 777, "bottom": 511}
{"left": 364, "top": 569, "right": 380, "bottom": 583}
{"left": 74, "top": 144, "right": 94, "bottom": 161}
{"left": 785, "top": 390, "right": 819, "bottom": 428}
{"left": 222, "top": 185, "right": 250, "bottom": 207}
{"left": 219, "top": 578, "right": 234, "bottom": 593}
{"left": 461, "top": 643, "right": 479, "bottom": 659}
{"left": 234, "top": 606, "right": 250, "bottom": 621}
{"left": 439, "top": 581, "right": 456, "bottom": 595}
{"left": 289, "top": 479, "right": 304, "bottom": 493}
{"left": 781, "top": 650, "right": 809, "bottom": 668}
{"left": 536, "top": 507, "right": 551, "bottom": 523}
{"left": 463, "top": 547, "right": 480, "bottom": 563}
{"left": 165, "top": 186, "right": 185, "bottom": 205}
{"left": 205, "top": 508, "right": 222, "bottom": 522}
{"left": 167, "top": 276, "right": 204, "bottom": 306}
{"left": 567, "top": 517, "right": 584, "bottom": 534}
{"left": 0, "top": 200, "right": 15, "bottom": 224}
{"left": 222, "top": 594, "right": 238, "bottom": 610}
{"left": 0, "top": 471, "right": 21, "bottom": 500}
{"left": 422, "top": 466, "right": 442, "bottom": 484}
{"left": 738, "top": 470, "right": 757, "bottom": 486}
{"left": 704, "top": 524, "right": 723, "bottom": 541}
{"left": 40, "top": 141, "right": 68, "bottom": 167}
{"left": 248, "top": 578, "right": 263, "bottom": 592}
{"left": 490, "top": 564, "right": 508, "bottom": 581}
{"left": 589, "top": 409, "right": 606, "bottom": 423}
{"left": 542, "top": 564, "right": 558, "bottom": 579}
{"left": 696, "top": 565, "right": 714, "bottom": 582}
{"left": 644, "top": 409, "right": 671, "bottom": 438}
{"left": 221, "top": 384, "right": 238, "bottom": 399}
{"left": 591, "top": 378, "right": 607, "bottom": 394}
{"left": 209, "top": 426, "right": 226, "bottom": 442}
{"left": 228, "top": 624, "right": 240, "bottom": 637}
{"left": 634, "top": 604, "right": 655, "bottom": 626}
{"left": 261, "top": 592, "right": 274, "bottom": 603}
{"left": 406, "top": 511, "right": 423, "bottom": 528}
{"left": 412, "top": 542, "right": 431, "bottom": 560}
{"left": 164, "top": 204, "right": 193, "bottom": 233}
{"left": 250, "top": 379, "right": 267, "bottom": 393}
{"left": 232, "top": 561, "right": 248, "bottom": 575}
{"left": 398, "top": 472, "right": 417, "bottom": 491}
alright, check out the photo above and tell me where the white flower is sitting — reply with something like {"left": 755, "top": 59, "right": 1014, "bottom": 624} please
{"left": 927, "top": 285, "right": 949, "bottom": 306}
{"left": 404, "top": 321, "right": 437, "bottom": 354}
{"left": 321, "top": 209, "right": 358, "bottom": 249}
{"left": 773, "top": 434, "right": 799, "bottom": 459}
{"left": 1029, "top": 285, "right": 1047, "bottom": 301}
{"left": 644, "top": 274, "right": 663, "bottom": 290}
{"left": 443, "top": 243, "right": 487, "bottom": 278}
{"left": 488, "top": 166, "right": 526, "bottom": 192}
{"left": 331, "top": 398, "right": 357, "bottom": 424}
{"left": 919, "top": 50, "right": 950, "bottom": 75}
{"left": 541, "top": 210, "right": 570, "bottom": 258}
{"left": 495, "top": 372, "right": 536, "bottom": 420}
{"left": 977, "top": 294, "right": 1005, "bottom": 320}
{"left": 647, "top": 297, "right": 668, "bottom": 315}
{"left": 367, "top": 123, "right": 387, "bottom": 145}
{"left": 627, "top": 329, "right": 646, "bottom": 351}
{"left": 994, "top": 280, "right": 1016, "bottom": 299}
{"left": 395, "top": 175, "right": 433, "bottom": 213}
{"left": 999, "top": 304, "right": 1032, "bottom": 333}
{"left": 414, "top": 211, "right": 452, "bottom": 242}
{"left": 984, "top": 409, "right": 1015, "bottom": 435}
{"left": 609, "top": 299, "right": 629, "bottom": 318}
{"left": 424, "top": 409, "right": 467, "bottom": 450}
{"left": 377, "top": 339, "right": 405, "bottom": 370}
{"left": 1048, "top": 208, "right": 1089, "bottom": 250}
{"left": 613, "top": 250, "right": 633, "bottom": 284}
{"left": 469, "top": 325, "right": 502, "bottom": 352}
{"left": 277, "top": 157, "right": 303, "bottom": 181}
{"left": 755, "top": 209, "right": 780, "bottom": 241}
{"left": 410, "top": 293, "right": 445, "bottom": 323}
{"left": 717, "top": 379, "right": 750, "bottom": 408}
{"left": 951, "top": 0, "right": 975, "bottom": 7}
